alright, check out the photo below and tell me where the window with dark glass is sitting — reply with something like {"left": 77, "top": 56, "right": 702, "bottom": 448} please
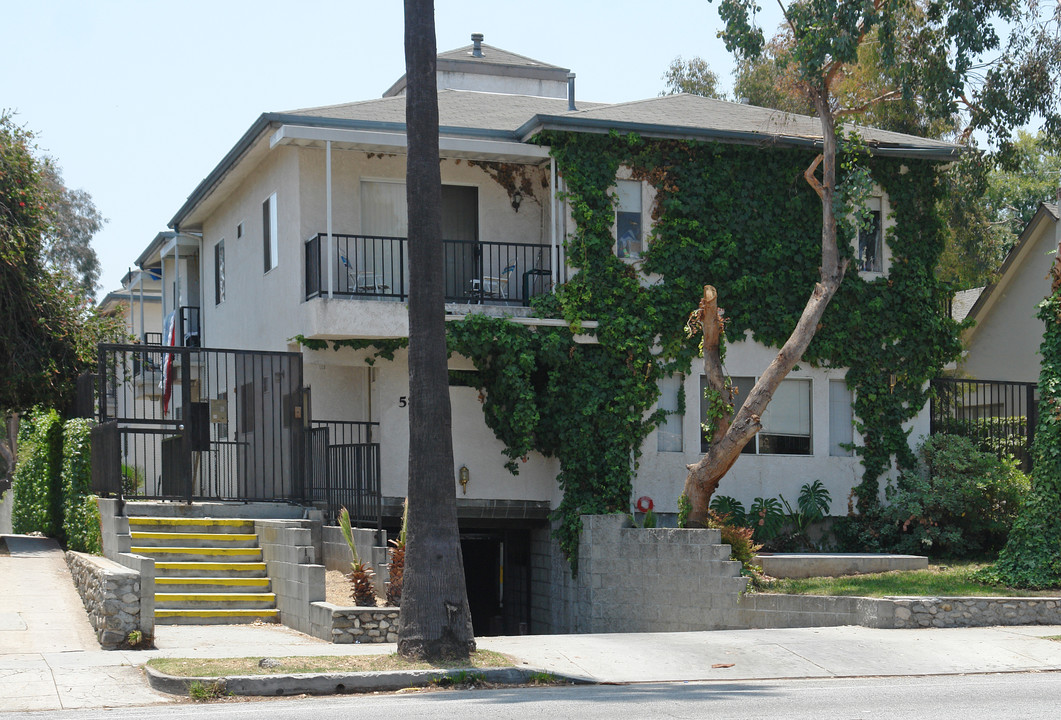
{"left": 857, "top": 200, "right": 883, "bottom": 273}
{"left": 214, "top": 239, "right": 225, "bottom": 305}
{"left": 701, "top": 375, "right": 812, "bottom": 455}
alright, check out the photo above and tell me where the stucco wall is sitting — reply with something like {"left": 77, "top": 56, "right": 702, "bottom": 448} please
{"left": 200, "top": 146, "right": 302, "bottom": 352}
{"left": 960, "top": 214, "right": 1061, "bottom": 383}
{"left": 635, "top": 338, "right": 924, "bottom": 514}
{"left": 371, "top": 349, "right": 561, "bottom": 503}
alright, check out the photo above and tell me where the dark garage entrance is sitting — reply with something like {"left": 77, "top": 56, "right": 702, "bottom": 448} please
{"left": 460, "top": 529, "right": 531, "bottom": 636}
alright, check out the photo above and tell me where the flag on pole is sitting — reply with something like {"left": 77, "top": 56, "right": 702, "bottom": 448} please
{"left": 160, "top": 311, "right": 177, "bottom": 414}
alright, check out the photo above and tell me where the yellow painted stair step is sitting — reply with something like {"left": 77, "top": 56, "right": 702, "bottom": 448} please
{"left": 155, "top": 593, "right": 276, "bottom": 602}
{"left": 130, "top": 532, "right": 258, "bottom": 541}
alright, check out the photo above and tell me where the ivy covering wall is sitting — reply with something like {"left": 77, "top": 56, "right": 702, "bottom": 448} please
{"left": 445, "top": 131, "right": 962, "bottom": 568}
{"left": 300, "top": 132, "right": 962, "bottom": 569}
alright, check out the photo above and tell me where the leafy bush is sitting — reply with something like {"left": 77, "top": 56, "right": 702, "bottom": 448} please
{"left": 990, "top": 290, "right": 1061, "bottom": 588}
{"left": 705, "top": 510, "right": 761, "bottom": 568}
{"left": 871, "top": 434, "right": 1029, "bottom": 558}
{"left": 61, "top": 419, "right": 101, "bottom": 554}
{"left": 11, "top": 409, "right": 64, "bottom": 538}
{"left": 710, "top": 481, "right": 832, "bottom": 550}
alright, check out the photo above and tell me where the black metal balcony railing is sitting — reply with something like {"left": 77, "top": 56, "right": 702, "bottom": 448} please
{"left": 305, "top": 233, "right": 563, "bottom": 305}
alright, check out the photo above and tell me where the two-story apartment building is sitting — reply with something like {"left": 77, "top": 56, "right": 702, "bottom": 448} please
{"left": 113, "top": 35, "right": 960, "bottom": 634}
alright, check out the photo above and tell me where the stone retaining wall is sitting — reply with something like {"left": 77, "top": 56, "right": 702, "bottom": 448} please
{"left": 65, "top": 551, "right": 145, "bottom": 649}
{"left": 308, "top": 602, "right": 400, "bottom": 643}
{"left": 737, "top": 593, "right": 1061, "bottom": 629}
{"left": 888, "top": 596, "right": 1061, "bottom": 628}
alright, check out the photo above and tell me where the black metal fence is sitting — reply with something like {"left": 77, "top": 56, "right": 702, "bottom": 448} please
{"left": 96, "top": 343, "right": 305, "bottom": 502}
{"left": 930, "top": 377, "right": 1037, "bottom": 470}
{"left": 305, "top": 233, "right": 562, "bottom": 305}
{"left": 306, "top": 420, "right": 381, "bottom": 528}
{"left": 91, "top": 343, "right": 383, "bottom": 530}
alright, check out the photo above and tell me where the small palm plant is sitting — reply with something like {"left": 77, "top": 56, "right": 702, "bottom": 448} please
{"left": 386, "top": 498, "right": 407, "bottom": 607}
{"left": 339, "top": 507, "right": 377, "bottom": 606}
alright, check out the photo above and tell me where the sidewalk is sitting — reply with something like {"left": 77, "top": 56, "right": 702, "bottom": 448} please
{"left": 4, "top": 533, "right": 1061, "bottom": 712}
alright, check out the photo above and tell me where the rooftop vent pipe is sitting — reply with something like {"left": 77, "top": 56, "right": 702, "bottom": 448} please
{"left": 567, "top": 73, "right": 576, "bottom": 111}
{"left": 471, "top": 33, "right": 484, "bottom": 57}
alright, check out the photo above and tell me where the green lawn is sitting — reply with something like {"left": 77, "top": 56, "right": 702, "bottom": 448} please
{"left": 757, "top": 563, "right": 1061, "bottom": 597}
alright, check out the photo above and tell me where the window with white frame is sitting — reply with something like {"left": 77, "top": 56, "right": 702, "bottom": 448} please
{"left": 262, "top": 193, "right": 278, "bottom": 272}
{"left": 857, "top": 197, "right": 883, "bottom": 273}
{"left": 829, "top": 379, "right": 854, "bottom": 457}
{"left": 615, "top": 179, "right": 643, "bottom": 260}
{"left": 701, "top": 376, "right": 812, "bottom": 455}
{"left": 214, "top": 239, "right": 225, "bottom": 305}
{"left": 657, "top": 374, "right": 684, "bottom": 452}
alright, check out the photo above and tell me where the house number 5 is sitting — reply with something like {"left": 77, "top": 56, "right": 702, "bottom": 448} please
{"left": 398, "top": 396, "right": 408, "bottom": 408}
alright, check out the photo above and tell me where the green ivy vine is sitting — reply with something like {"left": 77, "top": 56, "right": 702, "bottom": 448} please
{"left": 297, "top": 130, "right": 963, "bottom": 572}
{"left": 292, "top": 335, "right": 409, "bottom": 365}
{"left": 450, "top": 130, "right": 961, "bottom": 569}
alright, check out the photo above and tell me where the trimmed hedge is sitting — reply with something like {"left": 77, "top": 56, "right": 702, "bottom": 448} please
{"left": 61, "top": 418, "right": 101, "bottom": 554}
{"left": 11, "top": 408, "right": 64, "bottom": 538}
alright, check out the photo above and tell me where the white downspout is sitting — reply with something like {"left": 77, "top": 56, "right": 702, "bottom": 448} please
{"left": 327, "top": 140, "right": 334, "bottom": 300}
{"left": 175, "top": 241, "right": 182, "bottom": 341}
{"left": 550, "top": 156, "right": 557, "bottom": 290}
{"left": 127, "top": 267, "right": 134, "bottom": 338}
{"left": 138, "top": 269, "right": 144, "bottom": 340}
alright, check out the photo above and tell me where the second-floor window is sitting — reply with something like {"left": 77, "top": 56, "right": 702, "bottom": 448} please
{"left": 616, "top": 179, "right": 643, "bottom": 260}
{"left": 214, "top": 239, "right": 225, "bottom": 304}
{"left": 263, "top": 192, "right": 278, "bottom": 272}
{"left": 857, "top": 197, "right": 883, "bottom": 273}
{"left": 701, "top": 376, "right": 812, "bottom": 455}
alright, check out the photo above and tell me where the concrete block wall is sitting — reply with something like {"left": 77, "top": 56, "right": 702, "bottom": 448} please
{"left": 114, "top": 552, "right": 155, "bottom": 637}
{"left": 96, "top": 498, "right": 132, "bottom": 561}
{"left": 544, "top": 515, "right": 749, "bottom": 634}
{"left": 255, "top": 519, "right": 325, "bottom": 636}
{"left": 65, "top": 551, "right": 147, "bottom": 649}
{"left": 321, "top": 525, "right": 389, "bottom": 595}
{"left": 529, "top": 527, "right": 555, "bottom": 633}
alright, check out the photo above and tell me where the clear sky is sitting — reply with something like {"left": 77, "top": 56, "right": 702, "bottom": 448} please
{"left": 2, "top": 0, "right": 784, "bottom": 299}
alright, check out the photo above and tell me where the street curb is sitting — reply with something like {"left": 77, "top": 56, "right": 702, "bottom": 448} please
{"left": 144, "top": 665, "right": 592, "bottom": 697}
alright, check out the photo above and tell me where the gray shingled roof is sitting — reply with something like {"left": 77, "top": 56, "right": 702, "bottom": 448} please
{"left": 436, "top": 42, "right": 568, "bottom": 71}
{"left": 287, "top": 90, "right": 605, "bottom": 136}
{"left": 1047, "top": 202, "right": 1059, "bottom": 220}
{"left": 518, "top": 93, "right": 959, "bottom": 156}
{"left": 951, "top": 287, "right": 985, "bottom": 322}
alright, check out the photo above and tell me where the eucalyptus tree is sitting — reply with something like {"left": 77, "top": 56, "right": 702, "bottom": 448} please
{"left": 396, "top": 0, "right": 476, "bottom": 661}
{"left": 683, "top": 0, "right": 1061, "bottom": 525}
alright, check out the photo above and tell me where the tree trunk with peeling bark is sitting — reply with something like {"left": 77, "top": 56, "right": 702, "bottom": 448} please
{"left": 682, "top": 89, "right": 848, "bottom": 527}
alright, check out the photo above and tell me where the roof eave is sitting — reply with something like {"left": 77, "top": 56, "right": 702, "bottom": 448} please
{"left": 965, "top": 201, "right": 1061, "bottom": 328}
{"left": 518, "top": 115, "right": 962, "bottom": 160}
{"left": 169, "top": 112, "right": 525, "bottom": 230}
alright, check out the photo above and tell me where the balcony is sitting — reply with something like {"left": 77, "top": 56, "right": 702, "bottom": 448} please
{"left": 305, "top": 233, "right": 564, "bottom": 306}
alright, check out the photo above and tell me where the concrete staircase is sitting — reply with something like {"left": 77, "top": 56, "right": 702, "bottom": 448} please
{"left": 127, "top": 516, "right": 279, "bottom": 625}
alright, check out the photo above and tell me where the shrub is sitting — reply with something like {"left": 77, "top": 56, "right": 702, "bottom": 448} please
{"left": 705, "top": 510, "right": 762, "bottom": 568}
{"left": 11, "top": 408, "right": 64, "bottom": 538}
{"left": 874, "top": 434, "right": 1029, "bottom": 558}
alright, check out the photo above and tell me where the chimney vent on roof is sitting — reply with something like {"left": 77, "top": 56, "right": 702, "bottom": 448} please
{"left": 567, "top": 73, "right": 576, "bottom": 111}
{"left": 471, "top": 33, "right": 484, "bottom": 57}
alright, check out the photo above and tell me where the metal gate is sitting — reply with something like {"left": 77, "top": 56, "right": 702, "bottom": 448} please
{"left": 93, "top": 343, "right": 305, "bottom": 502}
{"left": 930, "top": 377, "right": 1037, "bottom": 470}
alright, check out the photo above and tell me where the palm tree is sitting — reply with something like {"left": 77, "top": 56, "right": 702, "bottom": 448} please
{"left": 396, "top": 0, "right": 475, "bottom": 661}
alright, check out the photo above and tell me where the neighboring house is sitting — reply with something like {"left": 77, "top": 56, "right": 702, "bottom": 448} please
{"left": 957, "top": 202, "right": 1061, "bottom": 384}
{"left": 99, "top": 261, "right": 165, "bottom": 344}
{"left": 109, "top": 35, "right": 960, "bottom": 634}
{"left": 933, "top": 202, "right": 1060, "bottom": 468}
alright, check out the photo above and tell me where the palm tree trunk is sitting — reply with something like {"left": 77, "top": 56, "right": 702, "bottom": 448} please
{"left": 397, "top": 0, "right": 475, "bottom": 661}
